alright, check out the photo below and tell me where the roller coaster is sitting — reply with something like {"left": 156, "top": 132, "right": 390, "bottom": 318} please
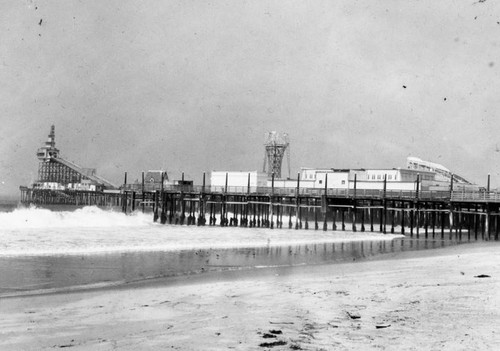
{"left": 34, "top": 125, "right": 117, "bottom": 190}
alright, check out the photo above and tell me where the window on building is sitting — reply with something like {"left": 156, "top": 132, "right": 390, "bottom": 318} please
{"left": 341, "top": 180, "right": 345, "bottom": 185}
{"left": 372, "top": 175, "right": 375, "bottom": 180}
{"left": 319, "top": 180, "right": 322, "bottom": 184}
{"left": 388, "top": 175, "right": 392, "bottom": 180}
{"left": 377, "top": 175, "right": 381, "bottom": 180}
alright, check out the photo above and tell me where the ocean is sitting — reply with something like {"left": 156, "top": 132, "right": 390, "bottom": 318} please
{"left": 0, "top": 199, "right": 18, "bottom": 213}
{"left": 0, "top": 203, "right": 468, "bottom": 297}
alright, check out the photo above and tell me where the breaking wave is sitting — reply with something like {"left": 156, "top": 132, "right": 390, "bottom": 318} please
{"left": 0, "top": 206, "right": 402, "bottom": 257}
{"left": 0, "top": 205, "right": 152, "bottom": 230}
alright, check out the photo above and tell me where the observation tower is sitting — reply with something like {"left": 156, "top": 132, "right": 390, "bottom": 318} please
{"left": 263, "top": 131, "right": 290, "bottom": 179}
{"left": 36, "top": 125, "right": 59, "bottom": 161}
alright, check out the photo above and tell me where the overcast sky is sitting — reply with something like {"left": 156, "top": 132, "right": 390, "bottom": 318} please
{"left": 1, "top": 0, "right": 500, "bottom": 196}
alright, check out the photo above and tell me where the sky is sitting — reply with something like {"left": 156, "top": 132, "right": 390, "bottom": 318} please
{"left": 1, "top": 0, "right": 500, "bottom": 197}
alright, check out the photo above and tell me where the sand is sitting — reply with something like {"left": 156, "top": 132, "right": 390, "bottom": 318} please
{"left": 0, "top": 242, "right": 499, "bottom": 350}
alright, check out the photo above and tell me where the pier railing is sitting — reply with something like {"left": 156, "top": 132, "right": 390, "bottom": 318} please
{"left": 121, "top": 184, "right": 451, "bottom": 200}
{"left": 451, "top": 191, "right": 500, "bottom": 202}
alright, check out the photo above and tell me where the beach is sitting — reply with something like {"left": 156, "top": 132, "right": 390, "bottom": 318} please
{"left": 1, "top": 241, "right": 498, "bottom": 350}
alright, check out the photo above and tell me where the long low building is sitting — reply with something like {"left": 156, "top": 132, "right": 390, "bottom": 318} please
{"left": 299, "top": 163, "right": 478, "bottom": 192}
{"left": 300, "top": 167, "right": 440, "bottom": 191}
{"left": 209, "top": 158, "right": 479, "bottom": 193}
{"left": 209, "top": 168, "right": 438, "bottom": 192}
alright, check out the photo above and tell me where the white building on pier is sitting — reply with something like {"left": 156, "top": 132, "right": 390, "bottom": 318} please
{"left": 209, "top": 157, "right": 479, "bottom": 193}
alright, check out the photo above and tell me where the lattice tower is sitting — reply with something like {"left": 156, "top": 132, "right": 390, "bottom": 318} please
{"left": 263, "top": 131, "right": 290, "bottom": 179}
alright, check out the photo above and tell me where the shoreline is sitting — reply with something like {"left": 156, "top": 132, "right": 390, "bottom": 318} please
{"left": 49, "top": 239, "right": 495, "bottom": 298}
{"left": 1, "top": 241, "right": 499, "bottom": 350}
{"left": 0, "top": 236, "right": 477, "bottom": 299}
{"left": 0, "top": 233, "right": 403, "bottom": 257}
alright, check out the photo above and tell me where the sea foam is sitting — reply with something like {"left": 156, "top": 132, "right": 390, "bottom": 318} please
{"left": 0, "top": 205, "right": 151, "bottom": 229}
{"left": 0, "top": 206, "right": 402, "bottom": 256}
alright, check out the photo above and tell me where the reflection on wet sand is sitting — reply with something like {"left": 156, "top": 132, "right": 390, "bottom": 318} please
{"left": 0, "top": 237, "right": 471, "bottom": 297}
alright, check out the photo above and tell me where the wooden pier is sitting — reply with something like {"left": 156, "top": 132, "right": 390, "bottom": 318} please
{"left": 19, "top": 186, "right": 123, "bottom": 209}
{"left": 20, "top": 173, "right": 500, "bottom": 241}
{"left": 147, "top": 187, "right": 499, "bottom": 240}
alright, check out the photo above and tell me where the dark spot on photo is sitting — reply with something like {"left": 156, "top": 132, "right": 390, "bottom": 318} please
{"left": 259, "top": 340, "right": 287, "bottom": 347}
{"left": 262, "top": 333, "right": 277, "bottom": 338}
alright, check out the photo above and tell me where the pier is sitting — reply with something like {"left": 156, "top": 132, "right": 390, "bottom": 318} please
{"left": 18, "top": 126, "right": 499, "bottom": 241}
{"left": 20, "top": 172, "right": 500, "bottom": 241}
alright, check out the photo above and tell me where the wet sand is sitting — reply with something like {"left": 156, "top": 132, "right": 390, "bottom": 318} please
{"left": 0, "top": 237, "right": 457, "bottom": 297}
{"left": 1, "top": 241, "right": 499, "bottom": 350}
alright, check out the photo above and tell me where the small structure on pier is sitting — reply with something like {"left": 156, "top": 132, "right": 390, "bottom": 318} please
{"left": 33, "top": 125, "right": 117, "bottom": 191}
{"left": 145, "top": 170, "right": 168, "bottom": 185}
{"left": 210, "top": 171, "right": 267, "bottom": 193}
{"left": 127, "top": 170, "right": 195, "bottom": 192}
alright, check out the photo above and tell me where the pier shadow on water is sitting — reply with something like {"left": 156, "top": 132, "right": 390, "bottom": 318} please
{"left": 0, "top": 235, "right": 480, "bottom": 297}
